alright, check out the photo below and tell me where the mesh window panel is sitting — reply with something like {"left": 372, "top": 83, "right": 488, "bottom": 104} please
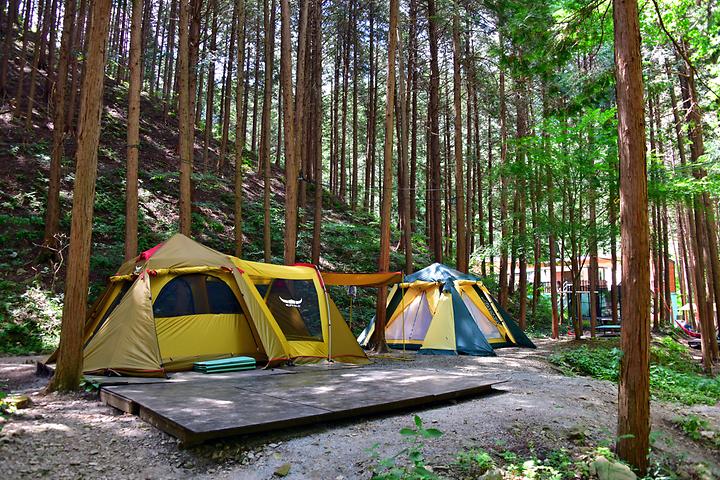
{"left": 461, "top": 295, "right": 503, "bottom": 339}
{"left": 264, "top": 279, "right": 323, "bottom": 341}
{"left": 153, "top": 274, "right": 241, "bottom": 317}
{"left": 206, "top": 276, "right": 242, "bottom": 314}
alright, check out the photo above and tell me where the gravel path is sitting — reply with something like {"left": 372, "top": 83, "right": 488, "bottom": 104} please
{"left": 1, "top": 340, "right": 718, "bottom": 479}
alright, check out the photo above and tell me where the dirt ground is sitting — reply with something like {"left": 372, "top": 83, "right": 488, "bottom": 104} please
{"left": 1, "top": 340, "right": 718, "bottom": 479}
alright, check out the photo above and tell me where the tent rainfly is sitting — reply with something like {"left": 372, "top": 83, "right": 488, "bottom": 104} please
{"left": 358, "top": 263, "right": 536, "bottom": 355}
{"left": 47, "top": 234, "right": 368, "bottom": 376}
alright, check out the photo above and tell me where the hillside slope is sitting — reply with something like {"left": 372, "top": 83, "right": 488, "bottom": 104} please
{"left": 0, "top": 43, "right": 430, "bottom": 354}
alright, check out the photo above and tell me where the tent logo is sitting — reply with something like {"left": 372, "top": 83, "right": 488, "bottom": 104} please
{"left": 279, "top": 296, "right": 303, "bottom": 308}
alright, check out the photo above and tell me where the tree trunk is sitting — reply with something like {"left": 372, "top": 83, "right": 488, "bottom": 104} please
{"left": 233, "top": 0, "right": 246, "bottom": 257}
{"left": 177, "top": 0, "right": 192, "bottom": 235}
{"left": 370, "top": 0, "right": 397, "bottom": 354}
{"left": 42, "top": 0, "right": 76, "bottom": 251}
{"left": 452, "top": 13, "right": 466, "bottom": 273}
{"left": 260, "top": 0, "right": 275, "bottom": 262}
{"left": 124, "top": 0, "right": 143, "bottom": 260}
{"left": 218, "top": 4, "right": 237, "bottom": 170}
{"left": 589, "top": 186, "right": 598, "bottom": 337}
{"left": 427, "top": 0, "right": 442, "bottom": 263}
{"left": 498, "top": 49, "right": 509, "bottom": 308}
{"left": 202, "top": 0, "right": 217, "bottom": 168}
{"left": 47, "top": 0, "right": 112, "bottom": 392}
{"left": 614, "top": 0, "right": 651, "bottom": 471}
{"left": 310, "top": 0, "right": 322, "bottom": 264}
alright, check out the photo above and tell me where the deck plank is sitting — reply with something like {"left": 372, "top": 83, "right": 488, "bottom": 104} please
{"left": 101, "top": 367, "right": 503, "bottom": 445}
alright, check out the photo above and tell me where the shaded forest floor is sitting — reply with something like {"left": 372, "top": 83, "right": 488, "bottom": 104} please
{"left": 1, "top": 338, "right": 719, "bottom": 479}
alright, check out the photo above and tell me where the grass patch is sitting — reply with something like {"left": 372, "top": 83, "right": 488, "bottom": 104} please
{"left": 549, "top": 337, "right": 720, "bottom": 405}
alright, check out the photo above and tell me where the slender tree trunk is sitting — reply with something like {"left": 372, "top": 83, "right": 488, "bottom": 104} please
{"left": 498, "top": 51, "right": 509, "bottom": 308}
{"left": 177, "top": 0, "right": 192, "bottom": 235}
{"left": 427, "top": 0, "right": 442, "bottom": 262}
{"left": 370, "top": 0, "right": 397, "bottom": 354}
{"left": 363, "top": 3, "right": 375, "bottom": 212}
{"left": 452, "top": 13, "right": 466, "bottom": 272}
{"left": 614, "top": 0, "right": 651, "bottom": 470}
{"left": 310, "top": 0, "right": 322, "bottom": 264}
{"left": 279, "top": 0, "right": 303, "bottom": 264}
{"left": 124, "top": 0, "right": 143, "bottom": 260}
{"left": 202, "top": 0, "right": 217, "bottom": 168}
{"left": 218, "top": 4, "right": 237, "bottom": 170}
{"left": 589, "top": 187, "right": 598, "bottom": 337}
{"left": 397, "top": 16, "right": 412, "bottom": 274}
{"left": 42, "top": 0, "right": 76, "bottom": 251}
{"left": 233, "top": 0, "right": 246, "bottom": 257}
{"left": 47, "top": 0, "right": 112, "bottom": 392}
{"left": 260, "top": 0, "right": 275, "bottom": 262}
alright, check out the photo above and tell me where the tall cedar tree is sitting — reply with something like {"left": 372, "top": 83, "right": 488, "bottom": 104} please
{"left": 234, "top": 0, "right": 246, "bottom": 257}
{"left": 48, "top": 0, "right": 113, "bottom": 392}
{"left": 177, "top": 0, "right": 192, "bottom": 235}
{"left": 370, "top": 0, "right": 398, "bottom": 353}
{"left": 125, "top": 0, "right": 143, "bottom": 260}
{"left": 452, "top": 13, "right": 467, "bottom": 272}
{"left": 43, "top": 0, "right": 76, "bottom": 251}
{"left": 614, "top": 0, "right": 651, "bottom": 472}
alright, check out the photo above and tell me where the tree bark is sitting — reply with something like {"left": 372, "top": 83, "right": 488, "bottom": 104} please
{"left": 370, "top": 0, "right": 397, "bottom": 354}
{"left": 260, "top": 0, "right": 276, "bottom": 262}
{"left": 310, "top": 0, "right": 323, "bottom": 265}
{"left": 234, "top": 0, "right": 246, "bottom": 257}
{"left": 614, "top": 0, "right": 651, "bottom": 471}
{"left": 42, "top": 0, "right": 76, "bottom": 251}
{"left": 452, "top": 13, "right": 466, "bottom": 273}
{"left": 427, "top": 0, "right": 442, "bottom": 263}
{"left": 124, "top": 0, "right": 143, "bottom": 260}
{"left": 177, "top": 0, "right": 192, "bottom": 236}
{"left": 47, "top": 0, "right": 112, "bottom": 392}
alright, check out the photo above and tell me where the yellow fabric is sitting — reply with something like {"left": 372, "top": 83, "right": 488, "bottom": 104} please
{"left": 419, "top": 291, "right": 456, "bottom": 351}
{"left": 321, "top": 272, "right": 402, "bottom": 287}
{"left": 328, "top": 297, "right": 370, "bottom": 363}
{"left": 230, "top": 257, "right": 368, "bottom": 365}
{"left": 233, "top": 258, "right": 317, "bottom": 282}
{"left": 114, "top": 234, "right": 234, "bottom": 276}
{"left": 155, "top": 313, "right": 262, "bottom": 369}
{"left": 387, "top": 287, "right": 423, "bottom": 326}
{"left": 476, "top": 283, "right": 518, "bottom": 344}
{"left": 457, "top": 284, "right": 507, "bottom": 340}
{"left": 83, "top": 273, "right": 163, "bottom": 374}
{"left": 425, "top": 287, "right": 441, "bottom": 314}
{"left": 74, "top": 235, "right": 369, "bottom": 375}
{"left": 230, "top": 268, "right": 292, "bottom": 363}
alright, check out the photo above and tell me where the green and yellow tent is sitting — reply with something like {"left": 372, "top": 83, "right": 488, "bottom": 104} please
{"left": 358, "top": 263, "right": 535, "bottom": 355}
{"left": 48, "top": 234, "right": 368, "bottom": 376}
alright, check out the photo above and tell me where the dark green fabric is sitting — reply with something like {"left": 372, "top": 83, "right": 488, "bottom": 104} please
{"left": 417, "top": 348, "right": 457, "bottom": 356}
{"left": 447, "top": 285, "right": 496, "bottom": 356}
{"left": 489, "top": 293, "right": 537, "bottom": 349}
{"left": 388, "top": 342, "right": 421, "bottom": 351}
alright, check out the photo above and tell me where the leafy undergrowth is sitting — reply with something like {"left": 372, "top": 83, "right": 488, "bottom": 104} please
{"left": 549, "top": 337, "right": 720, "bottom": 405}
{"left": 369, "top": 416, "right": 688, "bottom": 480}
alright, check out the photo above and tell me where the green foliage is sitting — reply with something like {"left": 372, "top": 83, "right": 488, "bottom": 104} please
{"left": 673, "top": 414, "right": 720, "bottom": 450}
{"left": 454, "top": 448, "right": 495, "bottom": 477}
{"left": 368, "top": 416, "right": 443, "bottom": 480}
{"left": 0, "top": 281, "right": 62, "bottom": 355}
{"left": 549, "top": 338, "right": 720, "bottom": 405}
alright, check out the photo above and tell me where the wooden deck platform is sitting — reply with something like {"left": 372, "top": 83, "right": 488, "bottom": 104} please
{"left": 100, "top": 367, "right": 504, "bottom": 445}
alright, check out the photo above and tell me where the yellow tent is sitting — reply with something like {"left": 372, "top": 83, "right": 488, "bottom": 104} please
{"left": 54, "top": 234, "right": 367, "bottom": 376}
